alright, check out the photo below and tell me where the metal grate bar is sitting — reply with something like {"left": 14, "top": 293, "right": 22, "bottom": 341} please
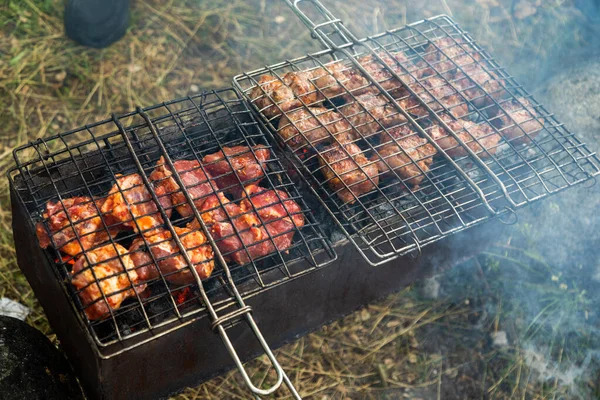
{"left": 8, "top": 89, "right": 335, "bottom": 366}
{"left": 233, "top": 5, "right": 600, "bottom": 265}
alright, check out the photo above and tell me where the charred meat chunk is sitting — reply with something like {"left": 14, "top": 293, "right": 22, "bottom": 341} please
{"left": 491, "top": 97, "right": 544, "bottom": 145}
{"left": 429, "top": 114, "right": 501, "bottom": 158}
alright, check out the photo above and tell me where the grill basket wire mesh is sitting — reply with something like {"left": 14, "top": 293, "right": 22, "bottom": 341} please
{"left": 233, "top": 13, "right": 600, "bottom": 265}
{"left": 8, "top": 89, "right": 336, "bottom": 358}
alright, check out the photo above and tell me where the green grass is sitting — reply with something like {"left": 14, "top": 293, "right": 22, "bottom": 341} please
{"left": 1, "top": 0, "right": 597, "bottom": 398}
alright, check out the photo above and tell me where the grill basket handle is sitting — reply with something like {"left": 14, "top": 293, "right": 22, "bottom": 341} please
{"left": 285, "top": 0, "right": 357, "bottom": 50}
{"left": 215, "top": 312, "right": 300, "bottom": 398}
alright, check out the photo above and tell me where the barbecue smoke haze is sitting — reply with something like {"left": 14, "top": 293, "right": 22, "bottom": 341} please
{"left": 426, "top": 1, "right": 600, "bottom": 396}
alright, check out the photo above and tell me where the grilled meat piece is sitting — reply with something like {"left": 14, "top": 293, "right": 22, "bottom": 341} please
{"left": 186, "top": 194, "right": 274, "bottom": 265}
{"left": 453, "top": 63, "right": 507, "bottom": 108}
{"left": 278, "top": 107, "right": 360, "bottom": 151}
{"left": 239, "top": 185, "right": 305, "bottom": 253}
{"left": 338, "top": 93, "right": 408, "bottom": 137}
{"left": 319, "top": 143, "right": 379, "bottom": 204}
{"left": 419, "top": 37, "right": 480, "bottom": 77}
{"left": 376, "top": 126, "right": 437, "bottom": 186}
{"left": 101, "top": 173, "right": 172, "bottom": 236}
{"left": 356, "top": 51, "right": 416, "bottom": 94}
{"left": 491, "top": 97, "right": 544, "bottom": 145}
{"left": 129, "top": 227, "right": 214, "bottom": 285}
{"left": 150, "top": 157, "right": 218, "bottom": 218}
{"left": 71, "top": 243, "right": 146, "bottom": 320}
{"left": 309, "top": 61, "right": 374, "bottom": 100}
{"left": 36, "top": 197, "right": 116, "bottom": 257}
{"left": 249, "top": 75, "right": 302, "bottom": 119}
{"left": 410, "top": 76, "right": 469, "bottom": 118}
{"left": 429, "top": 114, "right": 501, "bottom": 158}
{"left": 202, "top": 145, "right": 271, "bottom": 195}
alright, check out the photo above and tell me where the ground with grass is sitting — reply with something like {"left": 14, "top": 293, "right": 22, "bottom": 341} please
{"left": 1, "top": 0, "right": 599, "bottom": 398}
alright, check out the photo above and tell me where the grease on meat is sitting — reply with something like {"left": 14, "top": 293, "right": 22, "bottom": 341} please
{"left": 239, "top": 185, "right": 305, "bottom": 253}
{"left": 71, "top": 243, "right": 146, "bottom": 320}
{"left": 101, "top": 173, "right": 172, "bottom": 236}
{"left": 202, "top": 145, "right": 270, "bottom": 195}
{"left": 36, "top": 196, "right": 116, "bottom": 256}
{"left": 150, "top": 157, "right": 218, "bottom": 218}
{"left": 129, "top": 227, "right": 214, "bottom": 285}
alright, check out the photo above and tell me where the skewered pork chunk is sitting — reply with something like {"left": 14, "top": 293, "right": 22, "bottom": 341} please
{"left": 278, "top": 107, "right": 360, "bottom": 151}
{"left": 429, "top": 114, "right": 501, "bottom": 158}
{"left": 319, "top": 142, "right": 379, "bottom": 204}
{"left": 71, "top": 243, "right": 146, "bottom": 320}
{"left": 376, "top": 126, "right": 437, "bottom": 186}
{"left": 36, "top": 196, "right": 117, "bottom": 256}
{"left": 491, "top": 97, "right": 544, "bottom": 145}
{"left": 202, "top": 145, "right": 271, "bottom": 195}
{"left": 239, "top": 185, "right": 305, "bottom": 253}
{"left": 150, "top": 157, "right": 218, "bottom": 218}
{"left": 101, "top": 173, "right": 172, "bottom": 236}
{"left": 355, "top": 51, "right": 417, "bottom": 95}
{"left": 128, "top": 227, "right": 214, "bottom": 285}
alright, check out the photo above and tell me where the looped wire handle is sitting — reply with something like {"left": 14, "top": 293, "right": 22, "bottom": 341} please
{"left": 216, "top": 313, "right": 301, "bottom": 398}
{"left": 285, "top": 0, "right": 357, "bottom": 50}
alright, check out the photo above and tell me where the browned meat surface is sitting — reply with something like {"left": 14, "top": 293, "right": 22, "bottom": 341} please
{"left": 202, "top": 145, "right": 271, "bottom": 194}
{"left": 338, "top": 93, "right": 408, "bottom": 137}
{"left": 429, "top": 114, "right": 501, "bottom": 158}
{"left": 278, "top": 107, "right": 359, "bottom": 151}
{"left": 309, "top": 61, "right": 374, "bottom": 100}
{"left": 491, "top": 97, "right": 544, "bottom": 145}
{"left": 376, "top": 126, "right": 437, "bottom": 186}
{"left": 150, "top": 157, "right": 218, "bottom": 218}
{"left": 36, "top": 196, "right": 116, "bottom": 256}
{"left": 128, "top": 226, "right": 214, "bottom": 285}
{"left": 319, "top": 143, "right": 379, "bottom": 204}
{"left": 71, "top": 243, "right": 146, "bottom": 320}
{"left": 249, "top": 75, "right": 302, "bottom": 119}
{"left": 453, "top": 64, "right": 508, "bottom": 108}
{"left": 239, "top": 185, "right": 305, "bottom": 253}
{"left": 355, "top": 51, "right": 416, "bottom": 94}
{"left": 101, "top": 173, "right": 172, "bottom": 236}
{"left": 410, "top": 76, "right": 469, "bottom": 118}
{"left": 186, "top": 194, "right": 274, "bottom": 265}
{"left": 419, "top": 37, "right": 479, "bottom": 77}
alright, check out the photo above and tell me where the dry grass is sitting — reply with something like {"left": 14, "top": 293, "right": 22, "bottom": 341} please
{"left": 0, "top": 0, "right": 597, "bottom": 398}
